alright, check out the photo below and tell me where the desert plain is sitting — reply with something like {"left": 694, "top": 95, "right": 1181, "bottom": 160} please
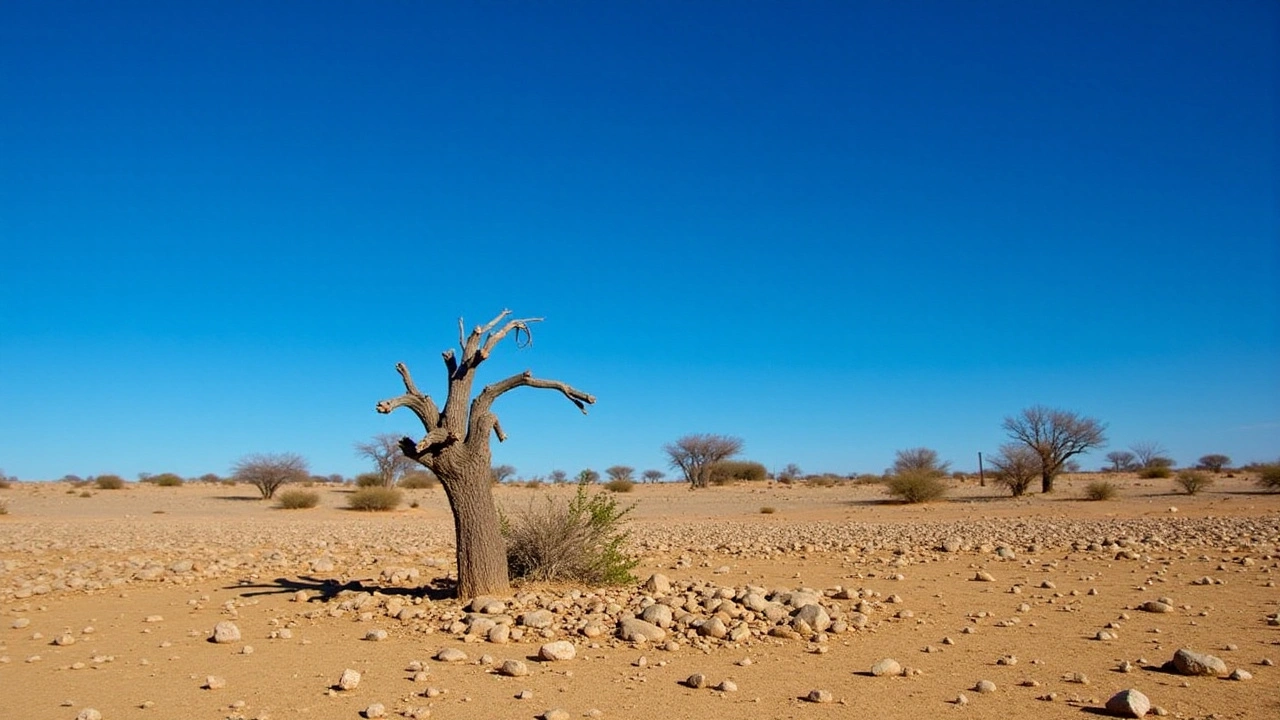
{"left": 1, "top": 475, "right": 1277, "bottom": 720}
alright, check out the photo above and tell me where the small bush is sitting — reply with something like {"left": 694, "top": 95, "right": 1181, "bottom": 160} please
{"left": 759, "top": 506, "right": 777, "bottom": 514}
{"left": 503, "top": 479, "right": 636, "bottom": 585}
{"left": 0, "top": 479, "right": 11, "bottom": 489}
{"left": 604, "top": 478, "right": 634, "bottom": 493}
{"left": 347, "top": 487, "right": 403, "bottom": 511}
{"left": 1138, "top": 466, "right": 1172, "bottom": 479}
{"left": 708, "top": 460, "right": 769, "bottom": 485}
{"left": 1257, "top": 463, "right": 1280, "bottom": 492}
{"left": 355, "top": 472, "right": 386, "bottom": 488}
{"left": 1175, "top": 469, "right": 1213, "bottom": 495}
{"left": 79, "top": 490, "right": 93, "bottom": 498}
{"left": 524, "top": 480, "right": 545, "bottom": 489}
{"left": 148, "top": 473, "right": 184, "bottom": 487}
{"left": 886, "top": 471, "right": 947, "bottom": 504}
{"left": 1084, "top": 480, "right": 1118, "bottom": 501}
{"left": 398, "top": 471, "right": 437, "bottom": 489}
{"left": 0, "top": 499, "right": 8, "bottom": 515}
{"left": 276, "top": 489, "right": 321, "bottom": 509}
{"left": 805, "top": 475, "right": 838, "bottom": 488}
{"left": 95, "top": 475, "right": 125, "bottom": 490}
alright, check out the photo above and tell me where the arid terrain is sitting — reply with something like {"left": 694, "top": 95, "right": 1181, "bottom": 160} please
{"left": 1, "top": 475, "right": 1277, "bottom": 720}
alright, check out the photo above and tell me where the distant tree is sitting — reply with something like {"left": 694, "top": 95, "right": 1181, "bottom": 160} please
{"left": 326, "top": 473, "right": 346, "bottom": 484}
{"left": 62, "top": 474, "right": 85, "bottom": 485}
{"left": 777, "top": 463, "right": 803, "bottom": 483}
{"left": 1197, "top": 454, "right": 1231, "bottom": 473}
{"left": 355, "top": 433, "right": 414, "bottom": 487}
{"left": 147, "top": 473, "right": 184, "bottom": 487}
{"left": 606, "top": 465, "right": 634, "bottom": 483}
{"left": 1129, "top": 441, "right": 1170, "bottom": 469}
{"left": 892, "top": 448, "right": 950, "bottom": 477}
{"left": 987, "top": 444, "right": 1041, "bottom": 497}
{"left": 232, "top": 453, "right": 310, "bottom": 499}
{"left": 197, "top": 473, "right": 223, "bottom": 484}
{"left": 1003, "top": 406, "right": 1107, "bottom": 493}
{"left": 709, "top": 460, "right": 768, "bottom": 484}
{"left": 549, "top": 469, "right": 568, "bottom": 484}
{"left": 664, "top": 434, "right": 743, "bottom": 489}
{"left": 641, "top": 469, "right": 665, "bottom": 484}
{"left": 1105, "top": 451, "right": 1138, "bottom": 472}
{"left": 576, "top": 468, "right": 600, "bottom": 484}
{"left": 490, "top": 464, "right": 517, "bottom": 484}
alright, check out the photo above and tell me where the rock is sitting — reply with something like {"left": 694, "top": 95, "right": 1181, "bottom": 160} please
{"left": 806, "top": 689, "right": 834, "bottom": 704}
{"left": 715, "top": 679, "right": 738, "bottom": 692}
{"left": 538, "top": 641, "right": 576, "bottom": 661}
{"left": 499, "top": 659, "right": 529, "bottom": 677}
{"left": 435, "top": 648, "right": 467, "bottom": 663}
{"left": 364, "top": 629, "right": 388, "bottom": 642}
{"left": 487, "top": 624, "right": 510, "bottom": 644}
{"left": 942, "top": 537, "right": 962, "bottom": 552}
{"left": 212, "top": 621, "right": 241, "bottom": 644}
{"left": 643, "top": 573, "right": 671, "bottom": 595}
{"left": 614, "top": 617, "right": 665, "bottom": 638}
{"left": 698, "top": 617, "right": 727, "bottom": 639}
{"left": 1171, "top": 649, "right": 1228, "bottom": 676}
{"left": 871, "top": 658, "right": 902, "bottom": 677}
{"left": 1105, "top": 689, "right": 1151, "bottom": 718}
{"left": 975, "top": 679, "right": 997, "bottom": 693}
{"left": 685, "top": 673, "right": 707, "bottom": 688}
{"left": 337, "top": 668, "right": 361, "bottom": 691}
{"left": 541, "top": 710, "right": 570, "bottom": 720}
{"left": 468, "top": 596, "right": 506, "bottom": 614}
{"left": 1229, "top": 669, "right": 1252, "bottom": 681}
{"left": 1140, "top": 601, "right": 1174, "bottom": 614}
{"left": 520, "top": 610, "right": 555, "bottom": 629}
{"left": 363, "top": 702, "right": 386, "bottom": 718}
{"left": 974, "top": 571, "right": 996, "bottom": 582}
{"left": 639, "top": 603, "right": 674, "bottom": 628}
{"left": 204, "top": 675, "right": 226, "bottom": 689}
{"left": 792, "top": 604, "right": 831, "bottom": 633}
{"left": 76, "top": 710, "right": 102, "bottom": 720}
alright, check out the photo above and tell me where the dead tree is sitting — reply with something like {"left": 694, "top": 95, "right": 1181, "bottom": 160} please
{"left": 376, "top": 311, "right": 594, "bottom": 599}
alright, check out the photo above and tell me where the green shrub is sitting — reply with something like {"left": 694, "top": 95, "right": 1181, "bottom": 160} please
{"left": 276, "top": 488, "right": 321, "bottom": 509}
{"left": 94, "top": 475, "right": 125, "bottom": 490}
{"left": 886, "top": 471, "right": 947, "bottom": 503}
{"left": 1138, "top": 466, "right": 1172, "bottom": 479}
{"left": 708, "top": 460, "right": 768, "bottom": 485}
{"left": 398, "top": 471, "right": 437, "bottom": 489}
{"left": 503, "top": 478, "right": 636, "bottom": 585}
{"left": 1084, "top": 480, "right": 1118, "bottom": 501}
{"left": 145, "top": 473, "right": 184, "bottom": 487}
{"left": 347, "top": 487, "right": 403, "bottom": 511}
{"left": 1175, "top": 469, "right": 1213, "bottom": 495}
{"left": 759, "top": 506, "right": 777, "bottom": 514}
{"left": 604, "top": 478, "right": 634, "bottom": 493}
{"left": 1257, "top": 463, "right": 1280, "bottom": 492}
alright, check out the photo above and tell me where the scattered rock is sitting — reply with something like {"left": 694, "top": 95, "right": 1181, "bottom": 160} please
{"left": 499, "top": 659, "right": 529, "bottom": 677}
{"left": 538, "top": 641, "right": 576, "bottom": 662}
{"left": 337, "top": 668, "right": 361, "bottom": 691}
{"left": 1171, "top": 649, "right": 1228, "bottom": 676}
{"left": 871, "top": 658, "right": 902, "bottom": 677}
{"left": 435, "top": 648, "right": 468, "bottom": 663}
{"left": 363, "top": 702, "right": 386, "bottom": 718}
{"left": 1105, "top": 689, "right": 1151, "bottom": 718}
{"left": 1229, "top": 669, "right": 1252, "bottom": 681}
{"left": 211, "top": 621, "right": 241, "bottom": 644}
{"left": 806, "top": 689, "right": 833, "bottom": 704}
{"left": 685, "top": 673, "right": 707, "bottom": 688}
{"left": 974, "top": 679, "right": 997, "bottom": 693}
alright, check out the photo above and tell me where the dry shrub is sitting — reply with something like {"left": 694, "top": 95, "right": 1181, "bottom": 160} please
{"left": 0, "top": 479, "right": 11, "bottom": 489}
{"left": 1084, "top": 480, "right": 1118, "bottom": 501}
{"left": 805, "top": 475, "right": 838, "bottom": 488}
{"left": 502, "top": 479, "right": 636, "bottom": 585}
{"left": 0, "top": 499, "right": 8, "bottom": 515}
{"left": 759, "top": 506, "right": 777, "bottom": 514}
{"left": 94, "top": 475, "right": 125, "bottom": 490}
{"left": 1256, "top": 464, "right": 1280, "bottom": 492}
{"left": 276, "top": 489, "right": 320, "bottom": 509}
{"left": 347, "top": 487, "right": 403, "bottom": 511}
{"left": 398, "top": 471, "right": 438, "bottom": 489}
{"left": 1175, "top": 469, "right": 1213, "bottom": 495}
{"left": 79, "top": 490, "right": 92, "bottom": 498}
{"left": 604, "top": 478, "right": 634, "bottom": 493}
{"left": 524, "top": 480, "right": 545, "bottom": 489}
{"left": 886, "top": 471, "right": 947, "bottom": 504}
{"left": 355, "top": 473, "right": 386, "bottom": 488}
{"left": 1138, "top": 466, "right": 1172, "bottom": 479}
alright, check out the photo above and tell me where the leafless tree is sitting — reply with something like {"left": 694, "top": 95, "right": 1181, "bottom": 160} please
{"left": 354, "top": 433, "right": 414, "bottom": 487}
{"left": 664, "top": 434, "right": 743, "bottom": 489}
{"left": 549, "top": 469, "right": 568, "bottom": 484}
{"left": 1002, "top": 406, "right": 1107, "bottom": 493}
{"left": 891, "top": 447, "right": 950, "bottom": 476}
{"left": 641, "top": 469, "right": 665, "bottom": 483}
{"left": 606, "top": 465, "right": 634, "bottom": 482}
{"left": 988, "top": 443, "right": 1041, "bottom": 497}
{"left": 490, "top": 464, "right": 517, "bottom": 484}
{"left": 1129, "top": 441, "right": 1170, "bottom": 469}
{"left": 232, "top": 453, "right": 310, "bottom": 499}
{"left": 576, "top": 468, "right": 600, "bottom": 484}
{"left": 1197, "top": 454, "right": 1231, "bottom": 473}
{"left": 377, "top": 310, "right": 594, "bottom": 598}
{"left": 1105, "top": 450, "right": 1138, "bottom": 472}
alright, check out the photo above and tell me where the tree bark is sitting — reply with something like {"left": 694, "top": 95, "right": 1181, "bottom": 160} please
{"left": 377, "top": 310, "right": 594, "bottom": 599}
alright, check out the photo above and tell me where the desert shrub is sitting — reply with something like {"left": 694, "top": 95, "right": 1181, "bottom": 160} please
{"left": 604, "top": 478, "right": 634, "bottom": 493}
{"left": 276, "top": 489, "right": 321, "bottom": 509}
{"left": 708, "top": 460, "right": 768, "bottom": 485}
{"left": 989, "top": 443, "right": 1041, "bottom": 497}
{"left": 1257, "top": 464, "right": 1280, "bottom": 492}
{"left": 759, "top": 506, "right": 777, "bottom": 514}
{"left": 805, "top": 475, "right": 838, "bottom": 488}
{"left": 233, "top": 453, "right": 309, "bottom": 499}
{"left": 886, "top": 471, "right": 947, "bottom": 504}
{"left": 94, "top": 475, "right": 126, "bottom": 490}
{"left": 1196, "top": 454, "right": 1231, "bottom": 473}
{"left": 79, "top": 490, "right": 93, "bottom": 498}
{"left": 0, "top": 479, "right": 10, "bottom": 489}
{"left": 0, "top": 499, "right": 8, "bottom": 515}
{"left": 398, "top": 470, "right": 438, "bottom": 489}
{"left": 524, "top": 480, "right": 545, "bottom": 489}
{"left": 355, "top": 472, "right": 385, "bottom": 488}
{"left": 892, "top": 447, "right": 950, "bottom": 476}
{"left": 145, "top": 473, "right": 184, "bottom": 487}
{"left": 1138, "top": 466, "right": 1173, "bottom": 479}
{"left": 503, "top": 479, "right": 636, "bottom": 585}
{"left": 853, "top": 473, "right": 885, "bottom": 484}
{"left": 1175, "top": 469, "right": 1213, "bottom": 495}
{"left": 197, "top": 473, "right": 223, "bottom": 484}
{"left": 347, "top": 487, "right": 403, "bottom": 511}
{"left": 1084, "top": 480, "right": 1118, "bottom": 501}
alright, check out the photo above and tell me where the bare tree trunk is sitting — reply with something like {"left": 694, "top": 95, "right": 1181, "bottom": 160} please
{"left": 438, "top": 460, "right": 508, "bottom": 598}
{"left": 1041, "top": 469, "right": 1054, "bottom": 493}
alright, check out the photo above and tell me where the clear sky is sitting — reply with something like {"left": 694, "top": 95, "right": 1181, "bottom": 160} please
{"left": 2, "top": 1, "right": 1277, "bottom": 482}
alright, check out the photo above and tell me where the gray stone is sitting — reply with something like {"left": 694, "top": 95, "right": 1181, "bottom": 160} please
{"left": 643, "top": 573, "right": 671, "bottom": 595}
{"left": 793, "top": 604, "right": 831, "bottom": 633}
{"left": 806, "top": 689, "right": 834, "bottom": 703}
{"left": 618, "top": 617, "right": 666, "bottom": 643}
{"left": 1171, "top": 648, "right": 1227, "bottom": 676}
{"left": 538, "top": 641, "right": 576, "bottom": 661}
{"left": 435, "top": 648, "right": 468, "bottom": 663}
{"left": 1105, "top": 689, "right": 1151, "bottom": 718}
{"left": 499, "top": 659, "right": 529, "bottom": 677}
{"left": 639, "top": 603, "right": 674, "bottom": 628}
{"left": 212, "top": 621, "right": 241, "bottom": 644}
{"left": 871, "top": 658, "right": 902, "bottom": 677}
{"left": 337, "top": 668, "right": 361, "bottom": 690}
{"left": 1140, "top": 601, "right": 1174, "bottom": 614}
{"left": 521, "top": 610, "right": 555, "bottom": 629}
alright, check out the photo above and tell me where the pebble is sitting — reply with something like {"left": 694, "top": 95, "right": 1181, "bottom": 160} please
{"left": 364, "top": 629, "right": 388, "bottom": 642}
{"left": 871, "top": 658, "right": 902, "bottom": 677}
{"left": 974, "top": 679, "right": 997, "bottom": 693}
{"left": 435, "top": 648, "right": 467, "bottom": 663}
{"left": 806, "top": 689, "right": 833, "bottom": 704}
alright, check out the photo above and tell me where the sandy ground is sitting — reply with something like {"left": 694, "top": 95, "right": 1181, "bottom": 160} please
{"left": 1, "top": 475, "right": 1277, "bottom": 720}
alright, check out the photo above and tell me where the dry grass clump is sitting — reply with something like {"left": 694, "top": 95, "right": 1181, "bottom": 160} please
{"left": 94, "top": 475, "right": 126, "bottom": 490}
{"left": 347, "top": 487, "right": 403, "bottom": 511}
{"left": 1084, "top": 480, "right": 1118, "bottom": 501}
{"left": 805, "top": 475, "right": 838, "bottom": 488}
{"left": 0, "top": 479, "right": 11, "bottom": 489}
{"left": 886, "top": 471, "right": 947, "bottom": 504}
{"left": 503, "top": 479, "right": 636, "bottom": 585}
{"left": 276, "top": 489, "right": 321, "bottom": 509}
{"left": 759, "top": 506, "right": 777, "bottom": 514}
{"left": 0, "top": 498, "right": 9, "bottom": 514}
{"left": 1175, "top": 469, "right": 1213, "bottom": 495}
{"left": 1256, "top": 464, "right": 1280, "bottom": 492}
{"left": 398, "top": 471, "right": 438, "bottom": 489}
{"left": 604, "top": 478, "right": 635, "bottom": 493}
{"left": 1138, "top": 466, "right": 1173, "bottom": 479}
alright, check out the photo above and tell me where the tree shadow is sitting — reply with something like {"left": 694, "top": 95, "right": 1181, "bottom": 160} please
{"left": 213, "top": 495, "right": 264, "bottom": 502}
{"left": 228, "top": 574, "right": 457, "bottom": 602}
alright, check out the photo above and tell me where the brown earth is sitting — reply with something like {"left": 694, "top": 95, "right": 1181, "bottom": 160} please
{"left": 1, "top": 474, "right": 1277, "bottom": 720}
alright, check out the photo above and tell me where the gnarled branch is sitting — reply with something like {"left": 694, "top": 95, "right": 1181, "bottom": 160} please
{"left": 471, "top": 370, "right": 596, "bottom": 425}
{"left": 375, "top": 362, "right": 440, "bottom": 431}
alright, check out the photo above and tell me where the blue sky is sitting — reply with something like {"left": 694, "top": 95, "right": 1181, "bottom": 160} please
{"left": 2, "top": 1, "right": 1276, "bottom": 481}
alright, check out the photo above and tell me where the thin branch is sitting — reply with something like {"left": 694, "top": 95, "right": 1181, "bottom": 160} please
{"left": 376, "top": 362, "right": 440, "bottom": 431}
{"left": 442, "top": 349, "right": 458, "bottom": 378}
{"left": 492, "top": 416, "right": 507, "bottom": 443}
{"left": 477, "top": 317, "right": 544, "bottom": 361}
{"left": 471, "top": 370, "right": 596, "bottom": 423}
